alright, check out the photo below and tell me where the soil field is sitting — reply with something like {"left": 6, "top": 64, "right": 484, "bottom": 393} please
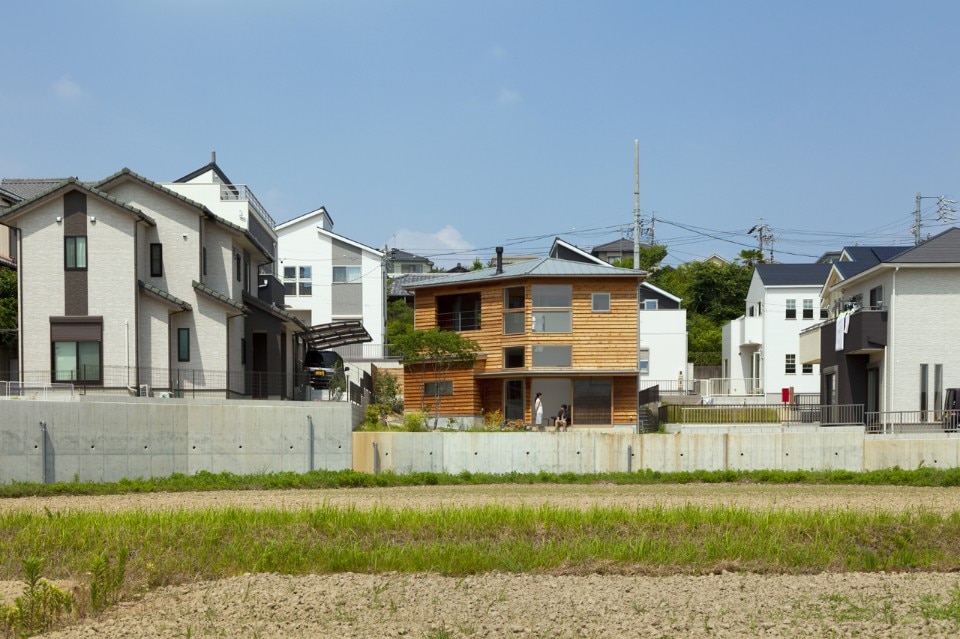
{"left": 3, "top": 483, "right": 960, "bottom": 638}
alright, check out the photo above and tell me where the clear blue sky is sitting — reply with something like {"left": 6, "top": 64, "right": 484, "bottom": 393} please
{"left": 3, "top": 1, "right": 959, "bottom": 267}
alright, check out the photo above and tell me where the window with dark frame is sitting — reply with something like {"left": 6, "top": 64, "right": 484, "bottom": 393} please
{"left": 241, "top": 337, "right": 246, "bottom": 365}
{"left": 150, "top": 243, "right": 163, "bottom": 277}
{"left": 178, "top": 328, "right": 190, "bottom": 362}
{"left": 503, "top": 346, "right": 525, "bottom": 368}
{"left": 235, "top": 253, "right": 242, "bottom": 282}
{"left": 202, "top": 247, "right": 207, "bottom": 276}
{"left": 802, "top": 363, "right": 813, "bottom": 374}
{"left": 423, "top": 380, "right": 453, "bottom": 396}
{"left": 64, "top": 236, "right": 87, "bottom": 270}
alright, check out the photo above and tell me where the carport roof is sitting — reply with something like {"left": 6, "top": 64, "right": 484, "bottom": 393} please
{"left": 298, "top": 320, "right": 372, "bottom": 350}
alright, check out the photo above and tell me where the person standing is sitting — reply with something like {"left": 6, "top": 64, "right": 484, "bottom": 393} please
{"left": 534, "top": 392, "right": 544, "bottom": 431}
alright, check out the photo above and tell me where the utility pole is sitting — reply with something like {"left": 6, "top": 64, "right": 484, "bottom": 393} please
{"left": 913, "top": 192, "right": 957, "bottom": 245}
{"left": 748, "top": 219, "right": 774, "bottom": 262}
{"left": 633, "top": 139, "right": 641, "bottom": 271}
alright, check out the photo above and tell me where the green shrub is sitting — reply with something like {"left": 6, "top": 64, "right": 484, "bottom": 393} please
{"left": 403, "top": 411, "right": 427, "bottom": 432}
{"left": 0, "top": 557, "right": 73, "bottom": 637}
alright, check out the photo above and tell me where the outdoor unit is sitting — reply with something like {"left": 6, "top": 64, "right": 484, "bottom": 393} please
{"left": 138, "top": 384, "right": 150, "bottom": 397}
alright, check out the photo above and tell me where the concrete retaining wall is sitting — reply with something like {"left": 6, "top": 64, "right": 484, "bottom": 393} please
{"left": 353, "top": 428, "right": 960, "bottom": 475}
{"left": 0, "top": 397, "right": 354, "bottom": 483}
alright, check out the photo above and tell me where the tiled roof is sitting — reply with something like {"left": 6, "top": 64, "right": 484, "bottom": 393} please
{"left": 591, "top": 238, "right": 648, "bottom": 253}
{"left": 755, "top": 263, "right": 832, "bottom": 286}
{"left": 139, "top": 281, "right": 192, "bottom": 311}
{"left": 403, "top": 257, "right": 645, "bottom": 289}
{"left": 387, "top": 248, "right": 432, "bottom": 263}
{"left": 0, "top": 178, "right": 73, "bottom": 200}
{"left": 0, "top": 178, "right": 157, "bottom": 226}
{"left": 888, "top": 227, "right": 960, "bottom": 263}
{"left": 96, "top": 168, "right": 209, "bottom": 214}
{"left": 388, "top": 273, "right": 445, "bottom": 297}
{"left": 192, "top": 280, "right": 244, "bottom": 311}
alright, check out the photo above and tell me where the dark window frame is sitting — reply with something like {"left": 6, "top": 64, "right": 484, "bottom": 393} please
{"left": 178, "top": 327, "right": 190, "bottom": 362}
{"left": 150, "top": 243, "right": 163, "bottom": 277}
{"left": 64, "top": 235, "right": 88, "bottom": 271}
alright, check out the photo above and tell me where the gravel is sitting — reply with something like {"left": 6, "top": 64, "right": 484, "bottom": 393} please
{"left": 3, "top": 483, "right": 960, "bottom": 638}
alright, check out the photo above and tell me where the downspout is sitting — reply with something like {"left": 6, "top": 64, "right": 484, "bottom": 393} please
{"left": 16, "top": 227, "right": 24, "bottom": 382}
{"left": 886, "top": 267, "right": 898, "bottom": 414}
{"left": 636, "top": 282, "right": 642, "bottom": 433}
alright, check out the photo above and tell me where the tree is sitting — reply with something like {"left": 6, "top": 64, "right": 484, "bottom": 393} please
{"left": 611, "top": 245, "right": 668, "bottom": 272}
{"left": 0, "top": 268, "right": 16, "bottom": 352}
{"left": 393, "top": 328, "right": 479, "bottom": 428}
{"left": 737, "top": 249, "right": 765, "bottom": 267}
{"left": 386, "top": 298, "right": 414, "bottom": 347}
{"left": 470, "top": 258, "right": 484, "bottom": 271}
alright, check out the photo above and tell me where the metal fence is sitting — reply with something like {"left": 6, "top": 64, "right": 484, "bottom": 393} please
{"left": 0, "top": 381, "right": 75, "bottom": 400}
{"left": 700, "top": 378, "right": 763, "bottom": 396}
{"left": 866, "top": 410, "right": 960, "bottom": 434}
{"left": 639, "top": 379, "right": 700, "bottom": 395}
{"left": 665, "top": 403, "right": 864, "bottom": 426}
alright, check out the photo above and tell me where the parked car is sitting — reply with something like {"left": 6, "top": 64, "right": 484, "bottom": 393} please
{"left": 303, "top": 350, "right": 345, "bottom": 390}
{"left": 944, "top": 388, "right": 960, "bottom": 432}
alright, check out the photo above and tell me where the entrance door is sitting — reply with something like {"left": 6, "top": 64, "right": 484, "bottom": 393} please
{"left": 750, "top": 351, "right": 762, "bottom": 394}
{"left": 504, "top": 380, "right": 524, "bottom": 422}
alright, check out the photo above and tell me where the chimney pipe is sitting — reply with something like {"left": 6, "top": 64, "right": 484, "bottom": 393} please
{"left": 495, "top": 246, "right": 503, "bottom": 274}
{"left": 211, "top": 150, "right": 216, "bottom": 164}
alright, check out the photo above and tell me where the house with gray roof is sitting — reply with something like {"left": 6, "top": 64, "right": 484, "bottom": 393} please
{"left": 400, "top": 248, "right": 650, "bottom": 429}
{"left": 800, "top": 228, "right": 960, "bottom": 420}
{"left": 0, "top": 160, "right": 304, "bottom": 398}
{"left": 722, "top": 263, "right": 833, "bottom": 400}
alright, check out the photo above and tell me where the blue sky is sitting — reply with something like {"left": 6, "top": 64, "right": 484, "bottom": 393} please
{"left": 3, "top": 1, "right": 959, "bottom": 267}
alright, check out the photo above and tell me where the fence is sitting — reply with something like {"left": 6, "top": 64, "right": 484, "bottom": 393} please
{"left": 0, "top": 381, "right": 75, "bottom": 401}
{"left": 866, "top": 410, "right": 960, "bottom": 434}
{"left": 701, "top": 378, "right": 763, "bottom": 396}
{"left": 639, "top": 379, "right": 700, "bottom": 395}
{"left": 664, "top": 403, "right": 864, "bottom": 426}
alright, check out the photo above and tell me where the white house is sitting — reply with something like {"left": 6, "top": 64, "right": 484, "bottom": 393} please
{"left": 275, "top": 207, "right": 385, "bottom": 359}
{"left": 800, "top": 228, "right": 960, "bottom": 417}
{"left": 0, "top": 160, "right": 304, "bottom": 398}
{"left": 722, "top": 263, "right": 832, "bottom": 400}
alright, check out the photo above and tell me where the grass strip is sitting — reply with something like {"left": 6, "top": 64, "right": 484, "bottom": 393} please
{"left": 2, "top": 504, "right": 960, "bottom": 588}
{"left": 4, "top": 466, "right": 960, "bottom": 499}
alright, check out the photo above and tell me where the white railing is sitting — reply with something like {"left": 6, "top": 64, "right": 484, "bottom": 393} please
{"left": 702, "top": 378, "right": 763, "bottom": 397}
{"left": 220, "top": 184, "right": 277, "bottom": 229}
{"left": 0, "top": 381, "right": 76, "bottom": 401}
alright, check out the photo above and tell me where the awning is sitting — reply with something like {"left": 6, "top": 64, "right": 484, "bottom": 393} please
{"left": 297, "top": 320, "right": 372, "bottom": 350}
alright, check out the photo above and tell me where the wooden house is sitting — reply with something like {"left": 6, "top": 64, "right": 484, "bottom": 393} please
{"left": 403, "top": 250, "right": 648, "bottom": 428}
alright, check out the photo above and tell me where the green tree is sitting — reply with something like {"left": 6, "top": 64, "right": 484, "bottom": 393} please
{"left": 611, "top": 245, "right": 668, "bottom": 271}
{"left": 393, "top": 328, "right": 479, "bottom": 428}
{"left": 386, "top": 298, "right": 414, "bottom": 347}
{"left": 0, "top": 268, "right": 16, "bottom": 352}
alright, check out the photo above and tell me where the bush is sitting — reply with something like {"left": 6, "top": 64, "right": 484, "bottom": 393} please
{"left": 402, "top": 411, "right": 428, "bottom": 432}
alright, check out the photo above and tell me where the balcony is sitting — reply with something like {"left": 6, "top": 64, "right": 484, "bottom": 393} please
{"left": 219, "top": 184, "right": 277, "bottom": 230}
{"left": 836, "top": 308, "right": 888, "bottom": 355}
{"left": 730, "top": 315, "right": 762, "bottom": 347}
{"left": 799, "top": 323, "right": 822, "bottom": 364}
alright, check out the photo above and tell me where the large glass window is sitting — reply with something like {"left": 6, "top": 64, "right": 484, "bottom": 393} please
{"left": 572, "top": 379, "right": 611, "bottom": 425}
{"left": 53, "top": 341, "right": 100, "bottom": 382}
{"left": 282, "top": 264, "right": 312, "bottom": 296}
{"left": 64, "top": 236, "right": 87, "bottom": 270}
{"left": 532, "top": 345, "right": 572, "bottom": 367}
{"left": 503, "top": 286, "right": 525, "bottom": 335}
{"left": 437, "top": 293, "right": 481, "bottom": 331}
{"left": 333, "top": 266, "right": 362, "bottom": 283}
{"left": 532, "top": 285, "right": 572, "bottom": 333}
{"left": 503, "top": 346, "right": 525, "bottom": 368}
{"left": 424, "top": 380, "right": 453, "bottom": 396}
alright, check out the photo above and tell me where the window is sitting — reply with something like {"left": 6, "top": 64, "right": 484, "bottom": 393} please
{"left": 64, "top": 236, "right": 87, "bottom": 270}
{"left": 573, "top": 379, "right": 612, "bottom": 425}
{"left": 802, "top": 299, "right": 813, "bottom": 319}
{"left": 820, "top": 307, "right": 829, "bottom": 319}
{"left": 785, "top": 354, "right": 796, "bottom": 374}
{"left": 282, "top": 265, "right": 312, "bottom": 296}
{"left": 785, "top": 299, "right": 796, "bottom": 319}
{"left": 592, "top": 293, "right": 610, "bottom": 312}
{"left": 869, "top": 285, "right": 884, "bottom": 310}
{"left": 640, "top": 347, "right": 650, "bottom": 375}
{"left": 503, "top": 346, "right": 524, "bottom": 368}
{"left": 503, "top": 287, "right": 525, "bottom": 335}
{"left": 241, "top": 337, "right": 246, "bottom": 366}
{"left": 202, "top": 247, "right": 207, "bottom": 276}
{"left": 935, "top": 364, "right": 943, "bottom": 417}
{"left": 748, "top": 305, "right": 755, "bottom": 317}
{"left": 920, "top": 364, "right": 929, "bottom": 418}
{"left": 532, "top": 345, "right": 572, "bottom": 367}
{"left": 150, "top": 243, "right": 163, "bottom": 277}
{"left": 802, "top": 363, "right": 813, "bottom": 374}
{"left": 424, "top": 380, "right": 453, "bottom": 396}
{"left": 178, "top": 328, "right": 190, "bottom": 362}
{"left": 53, "top": 341, "right": 100, "bottom": 382}
{"left": 532, "top": 284, "right": 572, "bottom": 333}
{"left": 333, "top": 266, "right": 362, "bottom": 283}
{"left": 400, "top": 264, "right": 423, "bottom": 274}
{"left": 235, "top": 252, "right": 242, "bottom": 282}
{"left": 437, "top": 292, "right": 481, "bottom": 331}
{"left": 644, "top": 299, "right": 658, "bottom": 311}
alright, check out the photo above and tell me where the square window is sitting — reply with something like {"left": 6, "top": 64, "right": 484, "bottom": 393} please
{"left": 592, "top": 293, "right": 610, "bottom": 312}
{"left": 283, "top": 266, "right": 296, "bottom": 279}
{"left": 802, "top": 363, "right": 813, "bottom": 374}
{"left": 504, "top": 286, "right": 525, "bottom": 310}
{"left": 644, "top": 299, "right": 658, "bottom": 311}
{"left": 820, "top": 307, "right": 829, "bottom": 319}
{"left": 503, "top": 346, "right": 525, "bottom": 368}
{"left": 333, "top": 266, "right": 361, "bottom": 283}
{"left": 298, "top": 282, "right": 312, "bottom": 296}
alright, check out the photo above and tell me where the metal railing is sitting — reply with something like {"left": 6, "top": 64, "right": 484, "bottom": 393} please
{"left": 639, "top": 379, "right": 700, "bottom": 395}
{"left": 701, "top": 378, "right": 763, "bottom": 396}
{"left": 220, "top": 184, "right": 277, "bottom": 229}
{"left": 866, "top": 410, "right": 960, "bottom": 434}
{"left": 334, "top": 343, "right": 402, "bottom": 361}
{"left": 0, "top": 381, "right": 75, "bottom": 400}
{"left": 666, "top": 403, "right": 863, "bottom": 426}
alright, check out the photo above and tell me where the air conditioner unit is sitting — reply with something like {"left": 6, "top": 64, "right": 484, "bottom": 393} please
{"left": 138, "top": 384, "right": 150, "bottom": 397}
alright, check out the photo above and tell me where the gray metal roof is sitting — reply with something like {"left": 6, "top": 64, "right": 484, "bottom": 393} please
{"left": 755, "top": 263, "right": 832, "bottom": 286}
{"left": 888, "top": 227, "right": 960, "bottom": 263}
{"left": 403, "top": 257, "right": 645, "bottom": 289}
{"left": 388, "top": 273, "right": 445, "bottom": 297}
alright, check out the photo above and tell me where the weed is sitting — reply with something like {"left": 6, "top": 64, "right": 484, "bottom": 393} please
{"left": 0, "top": 557, "right": 74, "bottom": 637}
{"left": 916, "top": 585, "right": 960, "bottom": 625}
{"left": 89, "top": 548, "right": 128, "bottom": 613}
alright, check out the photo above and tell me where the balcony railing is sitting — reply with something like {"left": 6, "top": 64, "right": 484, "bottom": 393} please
{"left": 664, "top": 403, "right": 863, "bottom": 426}
{"left": 701, "top": 377, "right": 763, "bottom": 396}
{"left": 0, "top": 381, "right": 75, "bottom": 400}
{"left": 866, "top": 410, "right": 960, "bottom": 434}
{"left": 220, "top": 184, "right": 277, "bottom": 229}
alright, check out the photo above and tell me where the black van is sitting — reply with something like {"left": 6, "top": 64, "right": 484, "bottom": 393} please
{"left": 303, "top": 350, "right": 344, "bottom": 390}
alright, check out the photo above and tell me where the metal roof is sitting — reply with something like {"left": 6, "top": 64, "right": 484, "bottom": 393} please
{"left": 403, "top": 257, "right": 645, "bottom": 289}
{"left": 888, "top": 227, "right": 960, "bottom": 263}
{"left": 755, "top": 263, "right": 832, "bottom": 286}
{"left": 297, "top": 320, "right": 372, "bottom": 350}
